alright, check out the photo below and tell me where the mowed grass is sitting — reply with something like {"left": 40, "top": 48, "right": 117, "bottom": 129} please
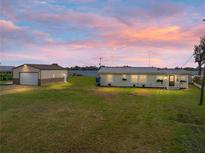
{"left": 0, "top": 77, "right": 205, "bottom": 152}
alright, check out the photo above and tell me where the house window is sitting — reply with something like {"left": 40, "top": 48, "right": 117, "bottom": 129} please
{"left": 139, "top": 75, "right": 146, "bottom": 83}
{"left": 131, "top": 75, "right": 137, "bottom": 82}
{"left": 122, "top": 74, "right": 127, "bottom": 81}
{"left": 180, "top": 76, "right": 187, "bottom": 83}
{"left": 156, "top": 76, "right": 164, "bottom": 83}
{"left": 52, "top": 74, "right": 55, "bottom": 78}
{"left": 180, "top": 76, "right": 186, "bottom": 81}
{"left": 106, "top": 74, "right": 113, "bottom": 83}
{"left": 157, "top": 76, "right": 164, "bottom": 80}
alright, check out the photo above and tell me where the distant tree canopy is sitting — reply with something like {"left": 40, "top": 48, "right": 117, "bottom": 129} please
{"left": 183, "top": 67, "right": 198, "bottom": 71}
{"left": 193, "top": 36, "right": 205, "bottom": 75}
{"left": 69, "top": 66, "right": 99, "bottom": 70}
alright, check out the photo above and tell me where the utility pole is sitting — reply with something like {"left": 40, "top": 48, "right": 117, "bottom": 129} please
{"left": 199, "top": 19, "right": 205, "bottom": 105}
{"left": 199, "top": 64, "right": 205, "bottom": 105}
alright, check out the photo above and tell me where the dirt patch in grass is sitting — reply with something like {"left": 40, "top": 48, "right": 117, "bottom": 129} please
{"left": 96, "top": 87, "right": 121, "bottom": 93}
{"left": 94, "top": 91, "right": 118, "bottom": 101}
{"left": 128, "top": 93, "right": 149, "bottom": 97}
{"left": 129, "top": 89, "right": 151, "bottom": 97}
{"left": 95, "top": 87, "right": 151, "bottom": 98}
{"left": 94, "top": 88, "right": 121, "bottom": 101}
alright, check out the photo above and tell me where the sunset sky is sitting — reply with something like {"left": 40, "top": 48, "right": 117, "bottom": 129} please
{"left": 0, "top": 0, "right": 205, "bottom": 67}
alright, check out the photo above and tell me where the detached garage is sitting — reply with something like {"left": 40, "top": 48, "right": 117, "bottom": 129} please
{"left": 13, "top": 64, "right": 68, "bottom": 86}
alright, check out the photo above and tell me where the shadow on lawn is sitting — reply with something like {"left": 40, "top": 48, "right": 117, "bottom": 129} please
{"left": 173, "top": 113, "right": 205, "bottom": 125}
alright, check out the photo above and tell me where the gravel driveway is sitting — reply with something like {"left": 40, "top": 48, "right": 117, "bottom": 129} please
{"left": 0, "top": 85, "right": 37, "bottom": 95}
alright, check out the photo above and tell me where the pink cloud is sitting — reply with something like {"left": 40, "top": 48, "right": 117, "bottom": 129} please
{"left": 0, "top": 19, "right": 21, "bottom": 32}
{"left": 23, "top": 9, "right": 204, "bottom": 50}
{"left": 1, "top": 39, "right": 197, "bottom": 67}
{"left": 1, "top": 51, "right": 49, "bottom": 62}
{"left": 1, "top": 4, "right": 203, "bottom": 67}
{"left": 0, "top": 19, "right": 53, "bottom": 47}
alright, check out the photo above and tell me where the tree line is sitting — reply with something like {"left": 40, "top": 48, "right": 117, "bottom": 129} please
{"left": 68, "top": 66, "right": 99, "bottom": 70}
{"left": 194, "top": 36, "right": 205, "bottom": 75}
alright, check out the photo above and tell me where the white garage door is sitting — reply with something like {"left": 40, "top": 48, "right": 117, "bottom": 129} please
{"left": 20, "top": 73, "right": 38, "bottom": 85}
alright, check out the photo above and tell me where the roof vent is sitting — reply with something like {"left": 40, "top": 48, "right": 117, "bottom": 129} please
{"left": 52, "top": 63, "right": 58, "bottom": 66}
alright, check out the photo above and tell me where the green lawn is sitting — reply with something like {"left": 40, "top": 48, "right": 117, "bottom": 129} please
{"left": 0, "top": 77, "right": 205, "bottom": 152}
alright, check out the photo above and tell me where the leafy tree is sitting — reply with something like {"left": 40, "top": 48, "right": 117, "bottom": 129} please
{"left": 194, "top": 36, "right": 205, "bottom": 75}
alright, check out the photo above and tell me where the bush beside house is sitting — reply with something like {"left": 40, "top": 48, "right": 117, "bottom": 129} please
{"left": 193, "top": 76, "right": 205, "bottom": 85}
{"left": 0, "top": 66, "right": 14, "bottom": 81}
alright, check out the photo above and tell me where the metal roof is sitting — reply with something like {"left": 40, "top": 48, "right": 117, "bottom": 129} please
{"left": 0, "top": 66, "right": 14, "bottom": 72}
{"left": 98, "top": 67, "right": 191, "bottom": 75}
{"left": 14, "top": 64, "right": 67, "bottom": 70}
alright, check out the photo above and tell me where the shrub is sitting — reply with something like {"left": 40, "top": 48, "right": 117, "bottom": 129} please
{"left": 193, "top": 76, "right": 204, "bottom": 85}
{"left": 156, "top": 79, "right": 163, "bottom": 84}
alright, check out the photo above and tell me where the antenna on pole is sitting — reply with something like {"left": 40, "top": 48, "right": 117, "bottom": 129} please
{"left": 99, "top": 57, "right": 103, "bottom": 67}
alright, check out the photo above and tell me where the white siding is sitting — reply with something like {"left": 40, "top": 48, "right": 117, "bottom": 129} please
{"left": 99, "top": 74, "right": 188, "bottom": 89}
{"left": 40, "top": 70, "right": 68, "bottom": 79}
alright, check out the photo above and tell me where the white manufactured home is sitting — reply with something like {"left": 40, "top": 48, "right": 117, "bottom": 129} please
{"left": 97, "top": 67, "right": 190, "bottom": 89}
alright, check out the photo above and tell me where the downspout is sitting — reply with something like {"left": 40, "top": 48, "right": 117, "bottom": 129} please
{"left": 39, "top": 70, "right": 41, "bottom": 86}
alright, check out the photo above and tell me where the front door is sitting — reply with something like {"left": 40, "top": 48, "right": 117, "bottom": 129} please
{"left": 169, "top": 75, "right": 175, "bottom": 86}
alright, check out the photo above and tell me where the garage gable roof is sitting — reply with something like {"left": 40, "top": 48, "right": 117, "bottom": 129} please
{"left": 14, "top": 64, "right": 67, "bottom": 70}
